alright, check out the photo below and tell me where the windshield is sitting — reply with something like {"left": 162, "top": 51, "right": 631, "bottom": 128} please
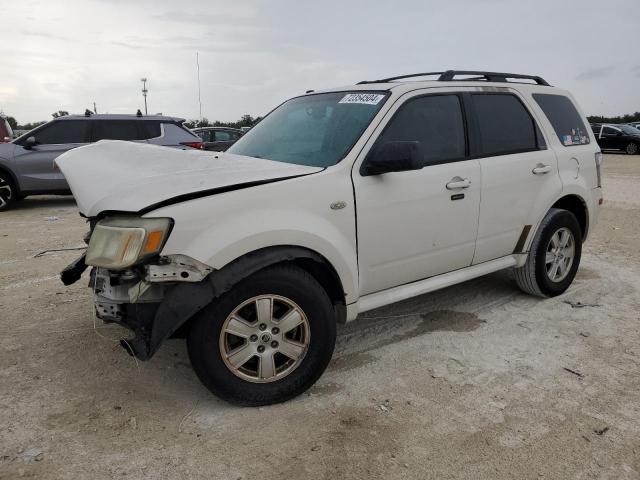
{"left": 228, "top": 91, "right": 388, "bottom": 167}
{"left": 619, "top": 125, "right": 640, "bottom": 135}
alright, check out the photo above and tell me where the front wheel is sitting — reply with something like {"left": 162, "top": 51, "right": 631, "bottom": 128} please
{"left": 514, "top": 208, "right": 582, "bottom": 297}
{"left": 187, "top": 265, "right": 336, "bottom": 406}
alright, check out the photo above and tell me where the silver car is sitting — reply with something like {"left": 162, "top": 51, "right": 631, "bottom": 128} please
{"left": 0, "top": 114, "right": 203, "bottom": 210}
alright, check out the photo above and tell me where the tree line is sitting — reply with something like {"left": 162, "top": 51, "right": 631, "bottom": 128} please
{"left": 586, "top": 112, "right": 640, "bottom": 124}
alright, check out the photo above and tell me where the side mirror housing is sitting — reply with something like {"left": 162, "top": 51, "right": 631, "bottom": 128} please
{"left": 361, "top": 141, "right": 423, "bottom": 176}
{"left": 24, "top": 136, "right": 37, "bottom": 149}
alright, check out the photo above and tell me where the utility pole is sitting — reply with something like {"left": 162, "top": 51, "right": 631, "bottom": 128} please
{"left": 141, "top": 78, "right": 148, "bottom": 115}
{"left": 196, "top": 52, "right": 202, "bottom": 122}
{"left": 93, "top": 102, "right": 97, "bottom": 114}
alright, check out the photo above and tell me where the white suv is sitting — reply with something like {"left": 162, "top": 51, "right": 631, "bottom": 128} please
{"left": 57, "top": 70, "right": 603, "bottom": 406}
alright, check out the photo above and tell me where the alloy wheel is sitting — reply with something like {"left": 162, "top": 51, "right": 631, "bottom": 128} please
{"left": 219, "top": 295, "right": 310, "bottom": 383}
{"left": 0, "top": 176, "right": 13, "bottom": 209}
{"left": 626, "top": 143, "right": 638, "bottom": 155}
{"left": 545, "top": 227, "right": 575, "bottom": 282}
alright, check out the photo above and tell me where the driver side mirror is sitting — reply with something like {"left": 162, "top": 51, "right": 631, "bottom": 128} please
{"left": 24, "top": 136, "right": 37, "bottom": 149}
{"left": 361, "top": 141, "right": 423, "bottom": 176}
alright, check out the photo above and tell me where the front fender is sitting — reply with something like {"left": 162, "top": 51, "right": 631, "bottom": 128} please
{"left": 150, "top": 170, "right": 359, "bottom": 303}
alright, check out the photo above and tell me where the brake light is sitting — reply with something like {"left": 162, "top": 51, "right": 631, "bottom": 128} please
{"left": 180, "top": 141, "right": 204, "bottom": 150}
{"left": 594, "top": 152, "right": 603, "bottom": 188}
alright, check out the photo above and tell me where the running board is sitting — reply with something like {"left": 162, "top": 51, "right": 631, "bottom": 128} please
{"left": 355, "top": 256, "right": 518, "bottom": 315}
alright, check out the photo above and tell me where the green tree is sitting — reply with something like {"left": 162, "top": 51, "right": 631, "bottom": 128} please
{"left": 5, "top": 116, "right": 18, "bottom": 130}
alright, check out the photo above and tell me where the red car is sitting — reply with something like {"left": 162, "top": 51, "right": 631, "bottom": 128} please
{"left": 0, "top": 116, "right": 12, "bottom": 143}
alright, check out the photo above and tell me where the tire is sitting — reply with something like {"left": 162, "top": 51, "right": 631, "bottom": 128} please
{"left": 514, "top": 208, "right": 582, "bottom": 298}
{"left": 0, "top": 172, "right": 16, "bottom": 211}
{"left": 187, "top": 264, "right": 336, "bottom": 406}
{"left": 625, "top": 142, "right": 638, "bottom": 155}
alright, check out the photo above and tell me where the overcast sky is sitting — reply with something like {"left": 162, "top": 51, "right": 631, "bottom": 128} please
{"left": 2, "top": 0, "right": 639, "bottom": 124}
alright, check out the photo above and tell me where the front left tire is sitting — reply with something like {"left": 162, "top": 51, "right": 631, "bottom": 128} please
{"left": 187, "top": 264, "right": 336, "bottom": 406}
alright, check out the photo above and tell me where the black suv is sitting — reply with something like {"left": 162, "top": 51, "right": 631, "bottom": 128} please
{"left": 591, "top": 123, "right": 640, "bottom": 155}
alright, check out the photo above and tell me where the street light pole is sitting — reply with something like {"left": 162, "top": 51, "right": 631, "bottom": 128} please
{"left": 141, "top": 78, "right": 148, "bottom": 115}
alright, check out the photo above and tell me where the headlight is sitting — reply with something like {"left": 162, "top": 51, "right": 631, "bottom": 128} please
{"left": 86, "top": 217, "right": 172, "bottom": 269}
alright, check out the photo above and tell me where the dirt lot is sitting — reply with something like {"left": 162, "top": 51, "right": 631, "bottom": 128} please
{"left": 1, "top": 154, "right": 639, "bottom": 479}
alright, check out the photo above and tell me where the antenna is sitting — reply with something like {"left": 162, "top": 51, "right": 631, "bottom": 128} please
{"left": 140, "top": 77, "right": 148, "bottom": 115}
{"left": 196, "top": 52, "right": 202, "bottom": 121}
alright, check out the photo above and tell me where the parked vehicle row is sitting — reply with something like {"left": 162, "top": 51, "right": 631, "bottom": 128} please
{"left": 0, "top": 114, "right": 203, "bottom": 210}
{"left": 591, "top": 123, "right": 640, "bottom": 155}
{"left": 57, "top": 70, "right": 603, "bottom": 406}
{"left": 193, "top": 127, "right": 244, "bottom": 151}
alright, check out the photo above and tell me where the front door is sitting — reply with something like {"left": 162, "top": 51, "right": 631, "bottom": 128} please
{"left": 353, "top": 92, "right": 481, "bottom": 295}
{"left": 13, "top": 119, "right": 91, "bottom": 192}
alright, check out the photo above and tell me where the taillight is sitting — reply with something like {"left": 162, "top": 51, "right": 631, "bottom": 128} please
{"left": 594, "top": 152, "right": 603, "bottom": 188}
{"left": 180, "top": 141, "right": 204, "bottom": 149}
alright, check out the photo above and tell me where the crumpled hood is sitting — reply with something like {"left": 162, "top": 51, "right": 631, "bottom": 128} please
{"left": 55, "top": 140, "right": 322, "bottom": 217}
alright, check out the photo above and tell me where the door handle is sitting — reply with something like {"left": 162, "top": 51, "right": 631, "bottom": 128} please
{"left": 446, "top": 177, "right": 471, "bottom": 190}
{"left": 532, "top": 164, "right": 551, "bottom": 175}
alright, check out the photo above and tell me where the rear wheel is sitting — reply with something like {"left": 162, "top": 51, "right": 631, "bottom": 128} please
{"left": 0, "top": 172, "right": 16, "bottom": 211}
{"left": 626, "top": 142, "right": 639, "bottom": 155}
{"left": 187, "top": 265, "right": 336, "bottom": 406}
{"left": 514, "top": 208, "right": 582, "bottom": 297}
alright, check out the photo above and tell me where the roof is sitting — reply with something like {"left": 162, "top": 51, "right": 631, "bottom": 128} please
{"left": 55, "top": 114, "right": 185, "bottom": 122}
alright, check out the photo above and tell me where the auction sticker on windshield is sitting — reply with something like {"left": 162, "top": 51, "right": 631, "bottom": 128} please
{"left": 339, "top": 93, "right": 385, "bottom": 105}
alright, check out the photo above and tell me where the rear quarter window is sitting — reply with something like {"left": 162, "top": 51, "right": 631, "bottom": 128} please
{"left": 533, "top": 94, "right": 590, "bottom": 147}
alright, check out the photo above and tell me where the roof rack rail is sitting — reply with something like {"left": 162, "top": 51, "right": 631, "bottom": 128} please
{"left": 357, "top": 70, "right": 551, "bottom": 86}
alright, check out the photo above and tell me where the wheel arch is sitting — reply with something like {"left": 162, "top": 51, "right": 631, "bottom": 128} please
{"left": 550, "top": 194, "right": 589, "bottom": 240}
{"left": 144, "top": 246, "right": 348, "bottom": 360}
{"left": 0, "top": 163, "right": 21, "bottom": 194}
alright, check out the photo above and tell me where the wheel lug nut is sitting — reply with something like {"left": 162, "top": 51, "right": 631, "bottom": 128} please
{"left": 271, "top": 341, "right": 279, "bottom": 348}
{"left": 257, "top": 345, "right": 265, "bottom": 353}
{"left": 249, "top": 334, "right": 258, "bottom": 342}
{"left": 258, "top": 323, "right": 267, "bottom": 331}
{"left": 272, "top": 327, "right": 280, "bottom": 334}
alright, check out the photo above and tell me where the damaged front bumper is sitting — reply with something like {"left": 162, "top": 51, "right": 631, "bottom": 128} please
{"left": 64, "top": 254, "right": 214, "bottom": 360}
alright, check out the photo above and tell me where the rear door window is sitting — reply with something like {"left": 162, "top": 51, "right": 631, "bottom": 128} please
{"left": 34, "top": 120, "right": 91, "bottom": 144}
{"left": 533, "top": 94, "right": 590, "bottom": 146}
{"left": 138, "top": 121, "right": 162, "bottom": 140}
{"left": 92, "top": 120, "right": 140, "bottom": 141}
{"left": 376, "top": 94, "right": 466, "bottom": 166}
{"left": 470, "top": 94, "right": 539, "bottom": 156}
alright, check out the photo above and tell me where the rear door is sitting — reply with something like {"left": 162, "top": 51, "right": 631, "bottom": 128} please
{"left": 470, "top": 91, "right": 562, "bottom": 264}
{"left": 12, "top": 120, "right": 91, "bottom": 192}
{"left": 353, "top": 91, "right": 481, "bottom": 295}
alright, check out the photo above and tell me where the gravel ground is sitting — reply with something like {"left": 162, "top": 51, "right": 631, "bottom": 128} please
{"left": 1, "top": 154, "right": 639, "bottom": 479}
